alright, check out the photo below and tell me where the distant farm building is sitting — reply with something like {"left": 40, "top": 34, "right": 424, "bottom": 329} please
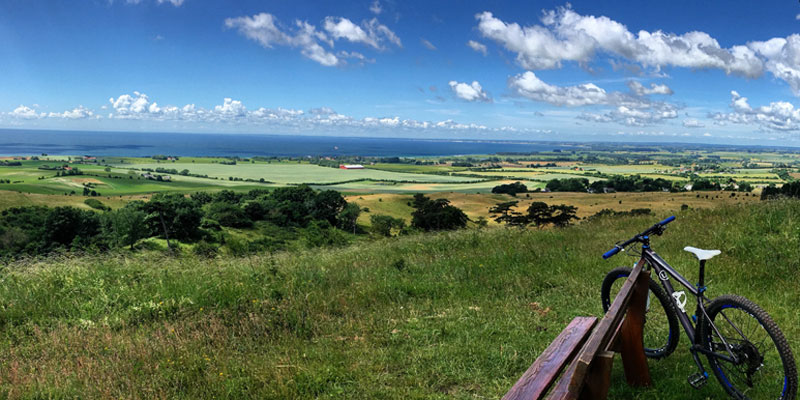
{"left": 339, "top": 164, "right": 365, "bottom": 169}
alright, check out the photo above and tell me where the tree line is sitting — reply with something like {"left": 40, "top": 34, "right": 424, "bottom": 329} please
{"left": 0, "top": 187, "right": 471, "bottom": 258}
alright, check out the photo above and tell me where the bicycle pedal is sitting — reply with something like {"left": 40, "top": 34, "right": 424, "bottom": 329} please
{"left": 687, "top": 372, "right": 708, "bottom": 389}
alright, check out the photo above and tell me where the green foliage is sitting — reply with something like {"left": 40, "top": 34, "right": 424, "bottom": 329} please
{"left": 369, "top": 214, "right": 406, "bottom": 237}
{"left": 410, "top": 193, "right": 468, "bottom": 231}
{"left": 546, "top": 177, "right": 589, "bottom": 192}
{"left": 205, "top": 201, "right": 252, "bottom": 228}
{"left": 337, "top": 202, "right": 362, "bottom": 234}
{"left": 491, "top": 181, "right": 528, "bottom": 196}
{"left": 488, "top": 201, "right": 528, "bottom": 227}
{"left": 104, "top": 206, "right": 147, "bottom": 250}
{"left": 490, "top": 201, "right": 579, "bottom": 228}
{"left": 84, "top": 198, "right": 110, "bottom": 211}
{"left": 762, "top": 181, "right": 800, "bottom": 200}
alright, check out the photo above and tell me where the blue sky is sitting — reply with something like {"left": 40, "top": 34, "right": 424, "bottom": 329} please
{"left": 3, "top": 0, "right": 800, "bottom": 145}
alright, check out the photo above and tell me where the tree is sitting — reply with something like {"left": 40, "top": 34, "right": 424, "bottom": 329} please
{"left": 106, "top": 206, "right": 147, "bottom": 250}
{"left": 491, "top": 181, "right": 528, "bottom": 196}
{"left": 312, "top": 190, "right": 347, "bottom": 226}
{"left": 526, "top": 201, "right": 552, "bottom": 228}
{"left": 410, "top": 193, "right": 468, "bottom": 231}
{"left": 337, "top": 202, "right": 362, "bottom": 234}
{"left": 143, "top": 194, "right": 203, "bottom": 249}
{"left": 44, "top": 207, "right": 100, "bottom": 248}
{"left": 488, "top": 201, "right": 528, "bottom": 227}
{"left": 549, "top": 204, "right": 579, "bottom": 227}
{"left": 206, "top": 201, "right": 252, "bottom": 228}
{"left": 370, "top": 214, "right": 405, "bottom": 237}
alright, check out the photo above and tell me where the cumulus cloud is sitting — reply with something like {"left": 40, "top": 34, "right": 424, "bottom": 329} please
{"left": 48, "top": 106, "right": 95, "bottom": 119}
{"left": 711, "top": 90, "right": 800, "bottom": 131}
{"left": 682, "top": 118, "right": 704, "bottom": 128}
{"left": 11, "top": 105, "right": 41, "bottom": 119}
{"left": 628, "top": 81, "right": 673, "bottom": 96}
{"left": 226, "top": 13, "right": 400, "bottom": 67}
{"left": 467, "top": 40, "right": 487, "bottom": 56}
{"left": 448, "top": 80, "right": 491, "bottom": 102}
{"left": 509, "top": 71, "right": 611, "bottom": 106}
{"left": 476, "top": 6, "right": 764, "bottom": 77}
{"left": 421, "top": 38, "right": 437, "bottom": 50}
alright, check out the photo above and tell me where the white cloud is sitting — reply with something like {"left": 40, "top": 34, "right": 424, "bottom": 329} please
{"left": 682, "top": 118, "right": 704, "bottom": 128}
{"left": 796, "top": 13, "right": 800, "bottom": 20}
{"left": 448, "top": 80, "right": 491, "bottom": 102}
{"left": 467, "top": 40, "right": 488, "bottom": 56}
{"left": 11, "top": 105, "right": 41, "bottom": 119}
{"left": 323, "top": 17, "right": 378, "bottom": 48}
{"left": 370, "top": 0, "right": 382, "bottom": 15}
{"left": 711, "top": 90, "right": 800, "bottom": 131}
{"left": 226, "top": 13, "right": 400, "bottom": 67}
{"left": 748, "top": 35, "right": 800, "bottom": 95}
{"left": 628, "top": 81, "right": 673, "bottom": 96}
{"left": 48, "top": 106, "right": 95, "bottom": 119}
{"left": 476, "top": 6, "right": 764, "bottom": 77}
{"left": 509, "top": 71, "right": 610, "bottom": 106}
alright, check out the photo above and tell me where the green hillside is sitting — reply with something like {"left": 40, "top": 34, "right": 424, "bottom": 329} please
{"left": 1, "top": 200, "right": 798, "bottom": 399}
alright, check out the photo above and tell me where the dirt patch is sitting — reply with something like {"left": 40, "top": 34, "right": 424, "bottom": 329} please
{"left": 790, "top": 172, "right": 800, "bottom": 179}
{"left": 70, "top": 178, "right": 105, "bottom": 184}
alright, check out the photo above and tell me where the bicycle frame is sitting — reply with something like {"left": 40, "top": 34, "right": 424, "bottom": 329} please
{"left": 638, "top": 244, "right": 741, "bottom": 368}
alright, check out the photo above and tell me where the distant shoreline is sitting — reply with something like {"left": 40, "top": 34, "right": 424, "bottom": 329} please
{"left": 2, "top": 128, "right": 800, "bottom": 158}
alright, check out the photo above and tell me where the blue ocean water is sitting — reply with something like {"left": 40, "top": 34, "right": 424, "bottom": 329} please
{"left": 0, "top": 129, "right": 569, "bottom": 157}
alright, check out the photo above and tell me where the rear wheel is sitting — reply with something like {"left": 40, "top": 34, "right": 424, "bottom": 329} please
{"left": 700, "top": 295, "right": 797, "bottom": 399}
{"left": 600, "top": 266, "right": 679, "bottom": 359}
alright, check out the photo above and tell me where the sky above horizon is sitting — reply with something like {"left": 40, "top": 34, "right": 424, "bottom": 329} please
{"left": 3, "top": 0, "right": 800, "bottom": 146}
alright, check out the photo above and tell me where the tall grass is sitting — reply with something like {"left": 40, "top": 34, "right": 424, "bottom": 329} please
{"left": 1, "top": 200, "right": 798, "bottom": 399}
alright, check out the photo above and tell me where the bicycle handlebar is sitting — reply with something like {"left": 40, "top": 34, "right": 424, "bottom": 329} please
{"left": 601, "top": 216, "right": 676, "bottom": 259}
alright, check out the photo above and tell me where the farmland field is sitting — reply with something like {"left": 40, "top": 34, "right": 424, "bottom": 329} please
{"left": 123, "top": 162, "right": 480, "bottom": 184}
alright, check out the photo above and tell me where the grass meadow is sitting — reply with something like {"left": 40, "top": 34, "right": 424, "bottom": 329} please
{"left": 1, "top": 200, "right": 798, "bottom": 399}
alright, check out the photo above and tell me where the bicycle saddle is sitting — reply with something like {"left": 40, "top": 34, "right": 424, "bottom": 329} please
{"left": 683, "top": 246, "right": 721, "bottom": 261}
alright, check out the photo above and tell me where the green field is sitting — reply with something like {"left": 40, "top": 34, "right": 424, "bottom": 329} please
{"left": 122, "top": 162, "right": 480, "bottom": 184}
{"left": 1, "top": 201, "right": 797, "bottom": 399}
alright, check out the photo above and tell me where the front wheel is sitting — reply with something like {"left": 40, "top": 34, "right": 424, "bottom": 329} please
{"left": 700, "top": 295, "right": 797, "bottom": 399}
{"left": 600, "top": 267, "right": 679, "bottom": 359}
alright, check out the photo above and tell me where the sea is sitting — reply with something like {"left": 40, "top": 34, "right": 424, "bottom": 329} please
{"left": 0, "top": 129, "right": 571, "bottom": 158}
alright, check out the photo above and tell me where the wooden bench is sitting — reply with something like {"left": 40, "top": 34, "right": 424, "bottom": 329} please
{"left": 503, "top": 259, "right": 652, "bottom": 400}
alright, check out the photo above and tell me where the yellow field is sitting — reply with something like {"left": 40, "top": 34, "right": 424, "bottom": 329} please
{"left": 347, "top": 191, "right": 759, "bottom": 226}
{"left": 0, "top": 190, "right": 138, "bottom": 210}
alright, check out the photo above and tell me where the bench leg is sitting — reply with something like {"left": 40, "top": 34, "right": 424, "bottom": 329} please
{"left": 619, "top": 269, "right": 652, "bottom": 387}
{"left": 578, "top": 351, "right": 614, "bottom": 400}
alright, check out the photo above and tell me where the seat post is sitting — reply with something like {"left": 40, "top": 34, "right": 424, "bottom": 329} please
{"left": 697, "top": 260, "right": 706, "bottom": 291}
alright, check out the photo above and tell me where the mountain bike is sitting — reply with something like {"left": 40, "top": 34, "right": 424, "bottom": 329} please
{"left": 600, "top": 216, "right": 797, "bottom": 399}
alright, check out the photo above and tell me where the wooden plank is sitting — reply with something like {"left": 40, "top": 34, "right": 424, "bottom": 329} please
{"left": 578, "top": 351, "right": 614, "bottom": 400}
{"left": 503, "top": 316, "right": 597, "bottom": 400}
{"left": 546, "top": 258, "right": 646, "bottom": 400}
{"left": 619, "top": 269, "right": 653, "bottom": 387}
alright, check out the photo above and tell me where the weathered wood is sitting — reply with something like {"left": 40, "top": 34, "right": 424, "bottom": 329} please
{"left": 619, "top": 269, "right": 653, "bottom": 387}
{"left": 546, "top": 259, "right": 646, "bottom": 400}
{"left": 578, "top": 351, "right": 614, "bottom": 400}
{"left": 502, "top": 316, "right": 597, "bottom": 400}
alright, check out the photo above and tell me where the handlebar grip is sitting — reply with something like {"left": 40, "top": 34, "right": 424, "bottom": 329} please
{"left": 658, "top": 215, "right": 676, "bottom": 226}
{"left": 602, "top": 246, "right": 621, "bottom": 259}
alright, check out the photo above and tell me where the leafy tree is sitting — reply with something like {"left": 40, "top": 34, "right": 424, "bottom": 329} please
{"left": 105, "top": 206, "right": 147, "bottom": 250}
{"left": 312, "top": 190, "right": 347, "bottom": 226}
{"left": 526, "top": 202, "right": 552, "bottom": 227}
{"left": 549, "top": 204, "right": 579, "bottom": 227}
{"left": 143, "top": 194, "right": 203, "bottom": 249}
{"left": 491, "top": 181, "right": 528, "bottom": 196}
{"left": 45, "top": 207, "right": 100, "bottom": 248}
{"left": 370, "top": 214, "right": 405, "bottom": 237}
{"left": 546, "top": 178, "right": 589, "bottom": 192}
{"left": 206, "top": 201, "right": 252, "bottom": 228}
{"left": 410, "top": 193, "right": 468, "bottom": 231}
{"left": 337, "top": 202, "right": 362, "bottom": 234}
{"left": 489, "top": 201, "right": 528, "bottom": 226}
